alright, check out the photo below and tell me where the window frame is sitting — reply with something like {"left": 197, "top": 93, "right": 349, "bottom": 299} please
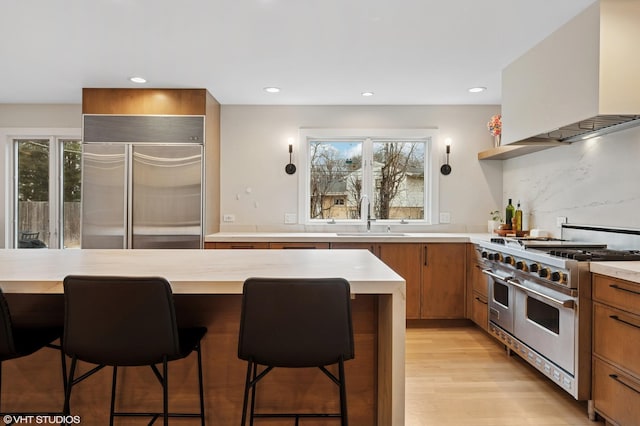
{"left": 3, "top": 128, "right": 81, "bottom": 248}
{"left": 298, "top": 128, "right": 440, "bottom": 226}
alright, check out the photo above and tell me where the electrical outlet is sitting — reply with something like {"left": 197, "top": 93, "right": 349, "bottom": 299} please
{"left": 439, "top": 212, "right": 451, "bottom": 223}
{"left": 223, "top": 214, "right": 235, "bottom": 223}
{"left": 284, "top": 213, "right": 297, "bottom": 224}
{"left": 556, "top": 216, "right": 568, "bottom": 227}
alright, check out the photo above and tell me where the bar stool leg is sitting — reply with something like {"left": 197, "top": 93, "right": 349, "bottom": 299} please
{"left": 196, "top": 344, "right": 205, "bottom": 426}
{"left": 339, "top": 357, "right": 348, "bottom": 426}
{"left": 109, "top": 366, "right": 117, "bottom": 426}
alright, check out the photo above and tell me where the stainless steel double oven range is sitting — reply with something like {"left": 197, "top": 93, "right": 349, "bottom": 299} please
{"left": 475, "top": 224, "right": 640, "bottom": 404}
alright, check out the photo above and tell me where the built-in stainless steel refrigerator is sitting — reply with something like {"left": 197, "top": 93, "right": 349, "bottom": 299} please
{"left": 81, "top": 115, "right": 204, "bottom": 249}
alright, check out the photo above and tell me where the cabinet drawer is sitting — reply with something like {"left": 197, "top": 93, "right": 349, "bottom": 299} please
{"left": 471, "top": 292, "right": 488, "bottom": 330}
{"left": 471, "top": 263, "right": 488, "bottom": 298}
{"left": 593, "top": 274, "right": 640, "bottom": 313}
{"left": 593, "top": 357, "right": 640, "bottom": 426}
{"left": 210, "top": 242, "right": 270, "bottom": 249}
{"left": 593, "top": 303, "right": 640, "bottom": 378}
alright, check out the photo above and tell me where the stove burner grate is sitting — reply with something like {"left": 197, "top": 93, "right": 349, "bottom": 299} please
{"left": 548, "top": 248, "right": 640, "bottom": 261}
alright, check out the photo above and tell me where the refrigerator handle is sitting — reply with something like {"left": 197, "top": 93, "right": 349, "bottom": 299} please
{"left": 126, "top": 144, "right": 133, "bottom": 249}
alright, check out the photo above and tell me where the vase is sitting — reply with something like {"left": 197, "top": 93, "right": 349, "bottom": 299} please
{"left": 493, "top": 134, "right": 501, "bottom": 148}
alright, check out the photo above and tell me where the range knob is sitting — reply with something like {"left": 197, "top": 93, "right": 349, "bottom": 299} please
{"left": 503, "top": 256, "right": 515, "bottom": 266}
{"left": 551, "top": 272, "right": 567, "bottom": 283}
{"left": 538, "top": 267, "right": 551, "bottom": 278}
{"left": 481, "top": 251, "right": 488, "bottom": 259}
{"left": 529, "top": 263, "right": 540, "bottom": 273}
{"left": 515, "top": 260, "right": 528, "bottom": 271}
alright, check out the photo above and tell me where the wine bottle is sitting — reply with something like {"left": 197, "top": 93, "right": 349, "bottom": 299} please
{"left": 505, "top": 199, "right": 515, "bottom": 229}
{"left": 514, "top": 201, "right": 523, "bottom": 232}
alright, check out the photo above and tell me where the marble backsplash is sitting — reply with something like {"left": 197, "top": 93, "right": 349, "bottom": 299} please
{"left": 502, "top": 124, "right": 640, "bottom": 238}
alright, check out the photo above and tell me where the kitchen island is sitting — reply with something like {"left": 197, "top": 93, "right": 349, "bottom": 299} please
{"left": 0, "top": 249, "right": 405, "bottom": 425}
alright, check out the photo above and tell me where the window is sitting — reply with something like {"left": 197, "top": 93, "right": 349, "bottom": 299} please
{"left": 300, "top": 129, "right": 438, "bottom": 224}
{"left": 11, "top": 135, "right": 81, "bottom": 248}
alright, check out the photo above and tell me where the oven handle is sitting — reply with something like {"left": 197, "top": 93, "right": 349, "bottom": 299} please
{"left": 507, "top": 279, "right": 575, "bottom": 309}
{"left": 481, "top": 269, "right": 512, "bottom": 282}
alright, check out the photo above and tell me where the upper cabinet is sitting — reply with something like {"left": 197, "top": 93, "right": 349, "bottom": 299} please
{"left": 495, "top": 0, "right": 640, "bottom": 157}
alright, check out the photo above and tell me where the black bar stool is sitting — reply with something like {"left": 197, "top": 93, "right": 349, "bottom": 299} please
{"left": 238, "top": 277, "right": 354, "bottom": 425}
{"left": 0, "top": 288, "right": 67, "bottom": 421}
{"left": 62, "top": 275, "right": 207, "bottom": 425}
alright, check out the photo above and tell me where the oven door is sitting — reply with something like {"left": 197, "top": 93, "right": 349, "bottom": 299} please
{"left": 484, "top": 269, "right": 515, "bottom": 334}
{"left": 511, "top": 278, "right": 577, "bottom": 374}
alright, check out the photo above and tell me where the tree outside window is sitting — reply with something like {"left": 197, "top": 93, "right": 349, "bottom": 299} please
{"left": 308, "top": 137, "right": 427, "bottom": 222}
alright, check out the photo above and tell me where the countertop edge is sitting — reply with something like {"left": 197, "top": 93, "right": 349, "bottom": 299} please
{"left": 205, "top": 232, "right": 492, "bottom": 243}
{"left": 590, "top": 261, "right": 640, "bottom": 284}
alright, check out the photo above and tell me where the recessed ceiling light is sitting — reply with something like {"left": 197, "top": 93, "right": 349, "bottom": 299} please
{"left": 129, "top": 76, "right": 147, "bottom": 84}
{"left": 264, "top": 87, "right": 281, "bottom": 93}
{"left": 468, "top": 87, "right": 486, "bottom": 93}
{"left": 361, "top": 92, "right": 374, "bottom": 97}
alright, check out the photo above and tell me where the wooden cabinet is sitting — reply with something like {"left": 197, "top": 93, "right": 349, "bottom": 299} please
{"left": 207, "top": 239, "right": 466, "bottom": 320}
{"left": 268, "top": 242, "right": 330, "bottom": 249}
{"left": 206, "top": 242, "right": 269, "bottom": 249}
{"left": 466, "top": 244, "right": 489, "bottom": 331}
{"left": 377, "top": 244, "right": 423, "bottom": 320}
{"left": 333, "top": 242, "right": 465, "bottom": 320}
{"left": 332, "top": 243, "right": 422, "bottom": 318}
{"left": 421, "top": 243, "right": 466, "bottom": 319}
{"left": 592, "top": 273, "right": 640, "bottom": 425}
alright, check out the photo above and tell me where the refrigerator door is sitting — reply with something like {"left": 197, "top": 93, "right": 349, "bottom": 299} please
{"left": 131, "top": 145, "right": 203, "bottom": 249}
{"left": 81, "top": 144, "right": 127, "bottom": 249}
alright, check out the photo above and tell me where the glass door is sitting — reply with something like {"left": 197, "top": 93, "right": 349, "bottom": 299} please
{"left": 13, "top": 137, "right": 83, "bottom": 248}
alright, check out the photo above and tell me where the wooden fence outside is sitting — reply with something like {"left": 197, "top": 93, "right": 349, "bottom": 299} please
{"left": 18, "top": 201, "right": 81, "bottom": 248}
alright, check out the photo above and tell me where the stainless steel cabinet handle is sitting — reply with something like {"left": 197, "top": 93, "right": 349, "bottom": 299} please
{"left": 609, "top": 374, "right": 640, "bottom": 395}
{"left": 609, "top": 284, "right": 640, "bottom": 296}
{"left": 507, "top": 279, "right": 575, "bottom": 309}
{"left": 475, "top": 297, "right": 488, "bottom": 305}
{"left": 609, "top": 314, "right": 640, "bottom": 330}
{"left": 424, "top": 245, "right": 428, "bottom": 266}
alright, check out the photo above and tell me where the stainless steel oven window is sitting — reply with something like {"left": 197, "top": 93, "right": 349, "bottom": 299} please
{"left": 493, "top": 280, "right": 509, "bottom": 307}
{"left": 526, "top": 296, "right": 560, "bottom": 334}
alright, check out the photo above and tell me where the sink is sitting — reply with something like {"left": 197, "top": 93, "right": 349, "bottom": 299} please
{"left": 336, "top": 232, "right": 407, "bottom": 237}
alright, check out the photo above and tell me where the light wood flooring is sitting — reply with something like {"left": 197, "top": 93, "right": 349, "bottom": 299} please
{"left": 405, "top": 326, "right": 603, "bottom": 426}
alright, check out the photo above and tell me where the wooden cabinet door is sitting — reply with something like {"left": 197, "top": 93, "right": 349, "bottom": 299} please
{"left": 377, "top": 243, "right": 422, "bottom": 320}
{"left": 331, "top": 242, "right": 377, "bottom": 254}
{"left": 421, "top": 243, "right": 466, "bottom": 319}
{"left": 466, "top": 244, "right": 489, "bottom": 329}
{"left": 268, "top": 242, "right": 330, "bottom": 249}
{"left": 207, "top": 242, "right": 270, "bottom": 249}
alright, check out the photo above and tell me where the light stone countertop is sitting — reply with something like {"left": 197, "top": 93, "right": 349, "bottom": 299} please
{"left": 589, "top": 261, "right": 640, "bottom": 284}
{"left": 0, "top": 248, "right": 404, "bottom": 294}
{"left": 0, "top": 247, "right": 407, "bottom": 425}
{"left": 206, "top": 231, "right": 491, "bottom": 243}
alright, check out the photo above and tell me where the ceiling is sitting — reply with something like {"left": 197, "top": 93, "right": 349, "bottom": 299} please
{"left": 0, "top": 0, "right": 596, "bottom": 106}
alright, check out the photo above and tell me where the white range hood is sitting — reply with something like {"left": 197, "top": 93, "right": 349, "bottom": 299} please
{"left": 501, "top": 0, "right": 640, "bottom": 146}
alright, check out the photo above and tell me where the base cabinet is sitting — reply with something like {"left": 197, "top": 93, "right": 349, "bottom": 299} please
{"left": 209, "top": 240, "right": 467, "bottom": 320}
{"left": 466, "top": 244, "right": 489, "bottom": 331}
{"left": 592, "top": 273, "right": 640, "bottom": 425}
{"left": 421, "top": 243, "right": 466, "bottom": 319}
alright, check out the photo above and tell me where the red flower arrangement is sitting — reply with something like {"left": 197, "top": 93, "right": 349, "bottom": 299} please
{"left": 487, "top": 114, "right": 502, "bottom": 136}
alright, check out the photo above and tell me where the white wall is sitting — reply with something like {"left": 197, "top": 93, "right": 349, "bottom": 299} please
{"left": 1, "top": 104, "right": 503, "bottom": 247}
{"left": 503, "top": 124, "right": 640, "bottom": 237}
{"left": 220, "top": 105, "right": 503, "bottom": 233}
{"left": 0, "top": 104, "right": 82, "bottom": 247}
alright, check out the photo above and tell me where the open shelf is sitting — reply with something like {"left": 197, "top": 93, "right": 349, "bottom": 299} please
{"left": 478, "top": 141, "right": 565, "bottom": 160}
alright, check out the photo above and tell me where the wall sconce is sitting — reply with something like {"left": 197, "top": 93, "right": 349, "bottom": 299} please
{"left": 285, "top": 138, "right": 296, "bottom": 175}
{"left": 440, "top": 139, "right": 452, "bottom": 175}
